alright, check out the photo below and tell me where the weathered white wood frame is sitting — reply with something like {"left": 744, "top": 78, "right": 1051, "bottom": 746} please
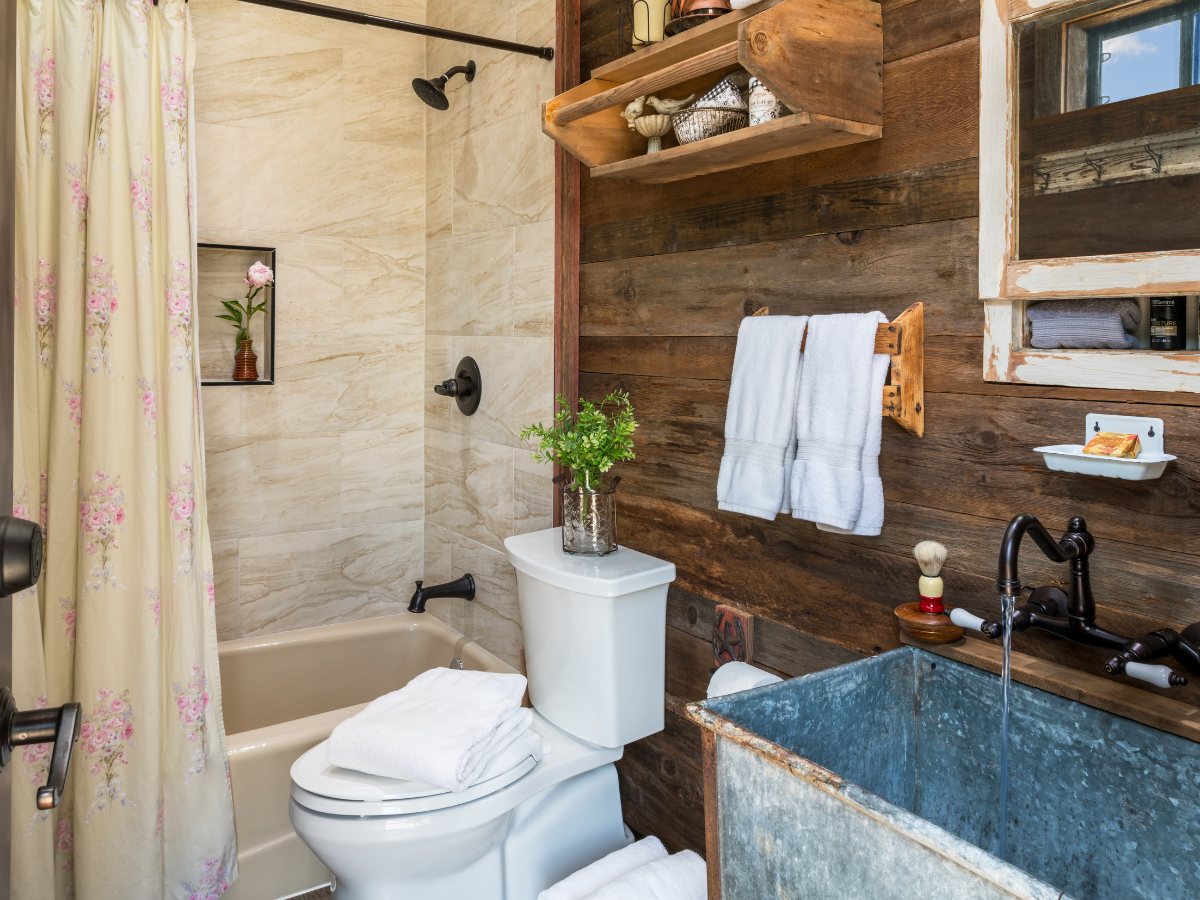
{"left": 980, "top": 0, "right": 1200, "bottom": 391}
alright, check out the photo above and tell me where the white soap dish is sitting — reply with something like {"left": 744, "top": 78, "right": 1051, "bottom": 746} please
{"left": 1034, "top": 414, "right": 1175, "bottom": 481}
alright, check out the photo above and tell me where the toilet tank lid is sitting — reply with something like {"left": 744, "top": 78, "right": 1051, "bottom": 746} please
{"left": 504, "top": 528, "right": 676, "bottom": 597}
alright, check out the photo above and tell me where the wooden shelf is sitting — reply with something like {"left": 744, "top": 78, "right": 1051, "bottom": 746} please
{"left": 541, "top": 0, "right": 882, "bottom": 183}
{"left": 590, "top": 111, "right": 880, "bottom": 183}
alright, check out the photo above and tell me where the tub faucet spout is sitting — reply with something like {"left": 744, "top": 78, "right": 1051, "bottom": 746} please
{"left": 408, "top": 574, "right": 475, "bottom": 613}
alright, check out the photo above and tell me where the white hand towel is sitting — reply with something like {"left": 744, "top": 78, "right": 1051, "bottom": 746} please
{"left": 790, "top": 312, "right": 888, "bottom": 531}
{"left": 582, "top": 850, "right": 707, "bottom": 900}
{"left": 326, "top": 667, "right": 532, "bottom": 792}
{"left": 717, "top": 315, "right": 808, "bottom": 520}
{"left": 816, "top": 351, "right": 889, "bottom": 536}
{"left": 538, "top": 837, "right": 668, "bottom": 900}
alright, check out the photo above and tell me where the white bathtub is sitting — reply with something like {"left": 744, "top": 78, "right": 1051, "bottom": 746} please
{"left": 218, "top": 613, "right": 516, "bottom": 900}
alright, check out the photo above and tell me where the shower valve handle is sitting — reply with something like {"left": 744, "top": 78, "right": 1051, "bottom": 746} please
{"left": 0, "top": 688, "right": 82, "bottom": 809}
{"left": 434, "top": 377, "right": 472, "bottom": 398}
{"left": 433, "top": 357, "right": 483, "bottom": 417}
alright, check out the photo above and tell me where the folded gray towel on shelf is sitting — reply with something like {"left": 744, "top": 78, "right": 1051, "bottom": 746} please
{"left": 1029, "top": 314, "right": 1140, "bottom": 350}
{"left": 1027, "top": 298, "right": 1141, "bottom": 332}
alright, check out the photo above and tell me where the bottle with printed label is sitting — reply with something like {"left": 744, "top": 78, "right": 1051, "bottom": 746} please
{"left": 748, "top": 76, "right": 785, "bottom": 126}
{"left": 1149, "top": 296, "right": 1185, "bottom": 351}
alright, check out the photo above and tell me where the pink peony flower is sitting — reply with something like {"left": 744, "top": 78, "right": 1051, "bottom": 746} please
{"left": 122, "top": 723, "right": 133, "bottom": 740}
{"left": 245, "top": 261, "right": 274, "bottom": 288}
{"left": 109, "top": 698, "right": 123, "bottom": 712}
{"left": 115, "top": 508, "right": 124, "bottom": 525}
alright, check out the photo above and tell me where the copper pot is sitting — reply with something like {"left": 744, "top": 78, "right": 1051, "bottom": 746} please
{"left": 671, "top": 0, "right": 731, "bottom": 14}
{"left": 233, "top": 338, "right": 259, "bottom": 382}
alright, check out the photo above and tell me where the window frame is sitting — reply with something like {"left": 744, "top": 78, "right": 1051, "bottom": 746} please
{"left": 980, "top": 0, "right": 1200, "bottom": 392}
{"left": 1084, "top": 0, "right": 1198, "bottom": 106}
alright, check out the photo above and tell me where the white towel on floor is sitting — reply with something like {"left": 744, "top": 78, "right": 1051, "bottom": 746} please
{"left": 583, "top": 850, "right": 707, "bottom": 900}
{"left": 816, "top": 351, "right": 889, "bottom": 536}
{"left": 538, "top": 838, "right": 668, "bottom": 900}
{"left": 717, "top": 315, "right": 808, "bottom": 520}
{"left": 326, "top": 667, "right": 532, "bottom": 792}
{"left": 791, "top": 312, "right": 889, "bottom": 531}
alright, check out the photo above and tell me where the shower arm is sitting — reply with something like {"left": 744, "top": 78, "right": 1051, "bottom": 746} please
{"left": 177, "top": 0, "right": 555, "bottom": 60}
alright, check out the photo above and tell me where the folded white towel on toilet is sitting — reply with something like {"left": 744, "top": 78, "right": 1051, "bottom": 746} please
{"left": 326, "top": 667, "right": 532, "bottom": 792}
{"left": 790, "top": 312, "right": 889, "bottom": 532}
{"left": 717, "top": 315, "right": 808, "bottom": 520}
{"left": 538, "top": 837, "right": 668, "bottom": 900}
{"left": 583, "top": 850, "right": 707, "bottom": 900}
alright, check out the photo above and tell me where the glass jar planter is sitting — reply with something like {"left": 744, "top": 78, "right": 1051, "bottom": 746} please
{"left": 557, "top": 473, "right": 620, "bottom": 556}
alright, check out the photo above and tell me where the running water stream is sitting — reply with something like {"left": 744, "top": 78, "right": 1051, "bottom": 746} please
{"left": 998, "top": 592, "right": 1016, "bottom": 861}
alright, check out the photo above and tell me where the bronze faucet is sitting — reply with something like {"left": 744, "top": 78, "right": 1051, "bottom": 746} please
{"left": 953, "top": 514, "right": 1200, "bottom": 689}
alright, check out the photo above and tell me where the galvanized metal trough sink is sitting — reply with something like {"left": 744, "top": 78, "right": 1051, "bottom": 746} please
{"left": 688, "top": 646, "right": 1200, "bottom": 900}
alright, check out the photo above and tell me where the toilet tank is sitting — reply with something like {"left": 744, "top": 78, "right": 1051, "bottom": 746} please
{"left": 504, "top": 528, "right": 676, "bottom": 749}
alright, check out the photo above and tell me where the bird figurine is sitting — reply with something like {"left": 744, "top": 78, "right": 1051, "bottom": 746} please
{"left": 647, "top": 93, "right": 695, "bottom": 115}
{"left": 621, "top": 96, "right": 647, "bottom": 130}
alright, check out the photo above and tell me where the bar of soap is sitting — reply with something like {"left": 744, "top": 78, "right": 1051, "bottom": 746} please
{"left": 1082, "top": 432, "right": 1142, "bottom": 458}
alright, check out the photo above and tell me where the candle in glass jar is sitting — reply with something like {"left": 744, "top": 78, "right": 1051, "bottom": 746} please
{"left": 632, "top": 0, "right": 671, "bottom": 45}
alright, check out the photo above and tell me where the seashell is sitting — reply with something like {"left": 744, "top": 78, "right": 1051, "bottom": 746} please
{"left": 621, "top": 96, "right": 647, "bottom": 129}
{"left": 646, "top": 93, "right": 696, "bottom": 115}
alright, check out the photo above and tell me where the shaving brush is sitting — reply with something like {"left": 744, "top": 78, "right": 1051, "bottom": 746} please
{"left": 894, "top": 540, "right": 964, "bottom": 643}
{"left": 914, "top": 540, "right": 947, "bottom": 614}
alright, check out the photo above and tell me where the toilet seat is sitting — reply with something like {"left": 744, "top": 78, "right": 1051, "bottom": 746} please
{"left": 291, "top": 714, "right": 622, "bottom": 819}
{"left": 290, "top": 729, "right": 544, "bottom": 817}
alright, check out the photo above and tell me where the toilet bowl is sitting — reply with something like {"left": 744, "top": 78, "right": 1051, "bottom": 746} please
{"left": 288, "top": 528, "right": 675, "bottom": 900}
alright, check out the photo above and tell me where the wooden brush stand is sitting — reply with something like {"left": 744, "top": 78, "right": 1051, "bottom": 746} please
{"left": 894, "top": 603, "right": 964, "bottom": 643}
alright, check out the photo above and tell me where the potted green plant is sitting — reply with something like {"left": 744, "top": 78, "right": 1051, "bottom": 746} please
{"left": 521, "top": 391, "right": 637, "bottom": 555}
{"left": 215, "top": 260, "right": 274, "bottom": 381}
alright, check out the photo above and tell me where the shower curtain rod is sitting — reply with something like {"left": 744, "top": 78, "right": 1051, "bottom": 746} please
{"left": 155, "top": 0, "right": 555, "bottom": 60}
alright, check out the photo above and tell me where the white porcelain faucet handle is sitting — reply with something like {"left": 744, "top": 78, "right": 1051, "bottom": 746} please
{"left": 949, "top": 608, "right": 986, "bottom": 633}
{"left": 1124, "top": 662, "right": 1184, "bottom": 689}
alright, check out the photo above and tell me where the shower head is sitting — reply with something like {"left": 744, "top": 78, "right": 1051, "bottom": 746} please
{"left": 413, "top": 61, "right": 476, "bottom": 110}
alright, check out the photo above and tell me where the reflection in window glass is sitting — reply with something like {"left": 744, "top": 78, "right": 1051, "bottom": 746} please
{"left": 1100, "top": 20, "right": 1182, "bottom": 104}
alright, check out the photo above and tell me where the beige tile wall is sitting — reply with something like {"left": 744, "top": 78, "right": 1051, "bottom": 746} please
{"left": 422, "top": 0, "right": 557, "bottom": 668}
{"left": 193, "top": 0, "right": 428, "bottom": 640}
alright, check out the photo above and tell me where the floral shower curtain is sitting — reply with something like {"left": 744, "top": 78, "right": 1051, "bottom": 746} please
{"left": 11, "top": 0, "right": 237, "bottom": 897}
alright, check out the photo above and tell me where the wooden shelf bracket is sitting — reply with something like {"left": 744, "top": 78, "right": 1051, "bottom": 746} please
{"left": 743, "top": 302, "right": 924, "bottom": 437}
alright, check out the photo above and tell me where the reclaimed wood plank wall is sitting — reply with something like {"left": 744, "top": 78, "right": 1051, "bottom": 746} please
{"left": 572, "top": 0, "right": 1200, "bottom": 854}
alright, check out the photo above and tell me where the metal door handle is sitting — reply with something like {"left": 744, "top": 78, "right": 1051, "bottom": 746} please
{"left": 0, "top": 688, "right": 82, "bottom": 809}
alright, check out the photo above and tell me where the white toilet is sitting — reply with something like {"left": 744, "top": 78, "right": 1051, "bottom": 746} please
{"left": 288, "top": 527, "right": 676, "bottom": 900}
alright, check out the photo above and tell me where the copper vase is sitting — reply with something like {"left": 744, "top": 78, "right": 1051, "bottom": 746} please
{"left": 233, "top": 339, "right": 258, "bottom": 382}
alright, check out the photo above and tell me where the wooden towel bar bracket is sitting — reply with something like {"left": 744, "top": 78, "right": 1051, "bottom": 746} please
{"left": 743, "top": 302, "right": 924, "bottom": 437}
